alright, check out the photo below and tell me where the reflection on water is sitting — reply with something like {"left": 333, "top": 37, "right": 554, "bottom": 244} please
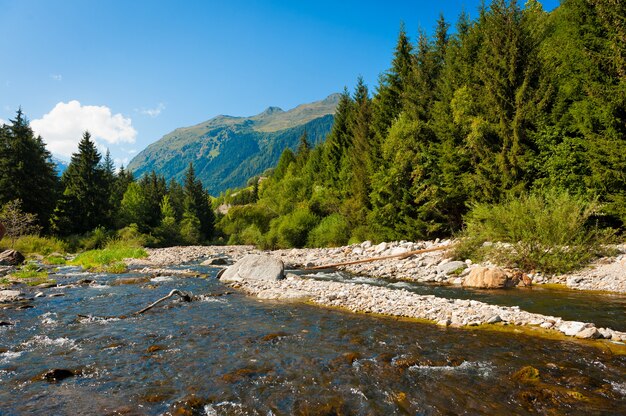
{"left": 0, "top": 265, "right": 624, "bottom": 415}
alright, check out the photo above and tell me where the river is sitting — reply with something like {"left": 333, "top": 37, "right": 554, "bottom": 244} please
{"left": 1, "top": 264, "right": 625, "bottom": 415}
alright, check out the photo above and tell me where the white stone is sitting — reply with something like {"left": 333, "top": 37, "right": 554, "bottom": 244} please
{"left": 558, "top": 321, "right": 589, "bottom": 336}
{"left": 0, "top": 290, "right": 23, "bottom": 302}
{"left": 389, "top": 247, "right": 409, "bottom": 256}
{"left": 374, "top": 241, "right": 387, "bottom": 253}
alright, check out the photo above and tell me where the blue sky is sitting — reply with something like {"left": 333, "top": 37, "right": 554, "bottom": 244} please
{"left": 0, "top": 0, "right": 559, "bottom": 167}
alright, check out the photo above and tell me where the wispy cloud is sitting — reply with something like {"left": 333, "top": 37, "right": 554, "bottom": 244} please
{"left": 31, "top": 100, "right": 137, "bottom": 158}
{"left": 50, "top": 74, "right": 62, "bottom": 81}
{"left": 138, "top": 102, "right": 165, "bottom": 118}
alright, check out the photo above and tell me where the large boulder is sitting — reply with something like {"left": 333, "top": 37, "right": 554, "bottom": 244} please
{"left": 220, "top": 254, "right": 285, "bottom": 283}
{"left": 462, "top": 267, "right": 519, "bottom": 289}
{"left": 0, "top": 250, "right": 25, "bottom": 266}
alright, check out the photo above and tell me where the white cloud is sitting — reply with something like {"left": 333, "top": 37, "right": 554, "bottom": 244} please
{"left": 139, "top": 102, "right": 165, "bottom": 118}
{"left": 31, "top": 100, "right": 137, "bottom": 158}
{"left": 0, "top": 118, "right": 6, "bottom": 126}
{"left": 50, "top": 74, "right": 62, "bottom": 81}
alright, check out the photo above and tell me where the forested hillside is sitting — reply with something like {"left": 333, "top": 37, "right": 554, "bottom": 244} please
{"left": 216, "top": 0, "right": 625, "bottom": 248}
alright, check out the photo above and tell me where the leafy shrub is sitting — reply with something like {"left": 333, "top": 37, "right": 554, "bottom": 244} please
{"left": 454, "top": 189, "right": 614, "bottom": 274}
{"left": 82, "top": 226, "right": 113, "bottom": 250}
{"left": 115, "top": 224, "right": 157, "bottom": 247}
{"left": 307, "top": 214, "right": 350, "bottom": 247}
{"left": 262, "top": 208, "right": 319, "bottom": 249}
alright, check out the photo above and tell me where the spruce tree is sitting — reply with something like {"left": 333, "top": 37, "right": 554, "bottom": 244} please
{"left": 0, "top": 109, "right": 58, "bottom": 230}
{"left": 183, "top": 163, "right": 214, "bottom": 240}
{"left": 51, "top": 131, "right": 108, "bottom": 234}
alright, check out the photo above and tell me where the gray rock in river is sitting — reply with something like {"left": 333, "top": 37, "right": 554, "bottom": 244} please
{"left": 0, "top": 290, "right": 24, "bottom": 302}
{"left": 0, "top": 250, "right": 25, "bottom": 266}
{"left": 220, "top": 254, "right": 285, "bottom": 283}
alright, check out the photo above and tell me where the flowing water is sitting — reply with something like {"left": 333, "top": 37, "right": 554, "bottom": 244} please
{"left": 1, "top": 265, "right": 625, "bottom": 415}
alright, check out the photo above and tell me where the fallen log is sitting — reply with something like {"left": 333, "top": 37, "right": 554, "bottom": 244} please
{"left": 304, "top": 244, "right": 452, "bottom": 270}
{"left": 134, "top": 289, "right": 193, "bottom": 315}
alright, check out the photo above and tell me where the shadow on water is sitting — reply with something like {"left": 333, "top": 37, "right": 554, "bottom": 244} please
{"left": 0, "top": 265, "right": 624, "bottom": 415}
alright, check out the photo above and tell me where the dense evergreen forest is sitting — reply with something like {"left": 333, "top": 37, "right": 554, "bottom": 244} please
{"left": 0, "top": 0, "right": 624, "bottom": 252}
{"left": 216, "top": 0, "right": 625, "bottom": 248}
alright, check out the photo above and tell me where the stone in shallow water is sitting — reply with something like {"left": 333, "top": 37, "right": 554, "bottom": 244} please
{"left": 0, "top": 290, "right": 23, "bottom": 302}
{"left": 39, "top": 369, "right": 77, "bottom": 382}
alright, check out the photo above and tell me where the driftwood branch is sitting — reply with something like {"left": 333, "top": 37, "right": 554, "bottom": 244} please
{"left": 134, "top": 289, "right": 193, "bottom": 315}
{"left": 304, "top": 245, "right": 452, "bottom": 270}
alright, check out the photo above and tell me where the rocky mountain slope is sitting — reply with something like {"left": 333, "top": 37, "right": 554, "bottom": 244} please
{"left": 128, "top": 94, "right": 339, "bottom": 194}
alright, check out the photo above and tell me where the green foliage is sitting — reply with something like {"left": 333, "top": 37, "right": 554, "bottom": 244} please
{"left": 0, "top": 109, "right": 59, "bottom": 230}
{"left": 0, "top": 199, "right": 42, "bottom": 247}
{"left": 263, "top": 207, "right": 319, "bottom": 249}
{"left": 1, "top": 235, "right": 67, "bottom": 255}
{"left": 454, "top": 189, "right": 613, "bottom": 273}
{"left": 127, "top": 97, "right": 336, "bottom": 195}
{"left": 42, "top": 255, "right": 67, "bottom": 265}
{"left": 307, "top": 214, "right": 350, "bottom": 247}
{"left": 10, "top": 263, "right": 53, "bottom": 285}
{"left": 70, "top": 245, "right": 147, "bottom": 271}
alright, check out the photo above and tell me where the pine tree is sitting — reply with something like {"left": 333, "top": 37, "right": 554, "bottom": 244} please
{"left": 51, "top": 131, "right": 108, "bottom": 234}
{"left": 183, "top": 163, "right": 214, "bottom": 240}
{"left": 321, "top": 88, "right": 353, "bottom": 185}
{"left": 371, "top": 24, "right": 414, "bottom": 158}
{"left": 346, "top": 77, "right": 373, "bottom": 214}
{"left": 0, "top": 109, "right": 58, "bottom": 230}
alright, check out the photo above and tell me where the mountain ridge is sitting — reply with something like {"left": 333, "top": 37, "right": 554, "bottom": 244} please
{"left": 128, "top": 93, "right": 339, "bottom": 194}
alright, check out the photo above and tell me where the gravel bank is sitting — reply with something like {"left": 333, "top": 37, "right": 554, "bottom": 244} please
{"left": 127, "top": 241, "right": 626, "bottom": 342}
{"left": 229, "top": 273, "right": 626, "bottom": 342}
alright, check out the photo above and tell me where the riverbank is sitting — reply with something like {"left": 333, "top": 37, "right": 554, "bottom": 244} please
{"left": 129, "top": 240, "right": 626, "bottom": 294}
{"left": 126, "top": 241, "right": 626, "bottom": 344}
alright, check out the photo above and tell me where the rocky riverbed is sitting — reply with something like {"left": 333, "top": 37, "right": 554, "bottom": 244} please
{"left": 129, "top": 240, "right": 626, "bottom": 293}
{"left": 124, "top": 240, "right": 626, "bottom": 344}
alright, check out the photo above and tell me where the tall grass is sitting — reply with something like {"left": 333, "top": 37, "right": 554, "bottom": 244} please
{"left": 454, "top": 189, "right": 614, "bottom": 274}
{"left": 0, "top": 235, "right": 67, "bottom": 255}
{"left": 70, "top": 239, "right": 147, "bottom": 272}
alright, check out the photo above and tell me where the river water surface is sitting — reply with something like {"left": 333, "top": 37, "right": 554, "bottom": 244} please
{"left": 1, "top": 265, "right": 625, "bottom": 415}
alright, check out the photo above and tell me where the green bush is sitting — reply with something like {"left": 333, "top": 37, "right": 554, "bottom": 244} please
{"left": 454, "top": 189, "right": 614, "bottom": 274}
{"left": 307, "top": 214, "right": 350, "bottom": 247}
{"left": 82, "top": 226, "right": 114, "bottom": 250}
{"left": 262, "top": 207, "right": 319, "bottom": 249}
{"left": 1, "top": 235, "right": 67, "bottom": 255}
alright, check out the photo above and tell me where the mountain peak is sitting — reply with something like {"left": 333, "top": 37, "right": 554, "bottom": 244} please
{"left": 260, "top": 106, "right": 284, "bottom": 116}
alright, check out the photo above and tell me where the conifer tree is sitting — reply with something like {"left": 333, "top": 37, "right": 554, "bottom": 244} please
{"left": 0, "top": 109, "right": 58, "bottom": 229}
{"left": 321, "top": 88, "right": 353, "bottom": 185}
{"left": 183, "top": 163, "right": 214, "bottom": 240}
{"left": 51, "top": 131, "right": 108, "bottom": 234}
